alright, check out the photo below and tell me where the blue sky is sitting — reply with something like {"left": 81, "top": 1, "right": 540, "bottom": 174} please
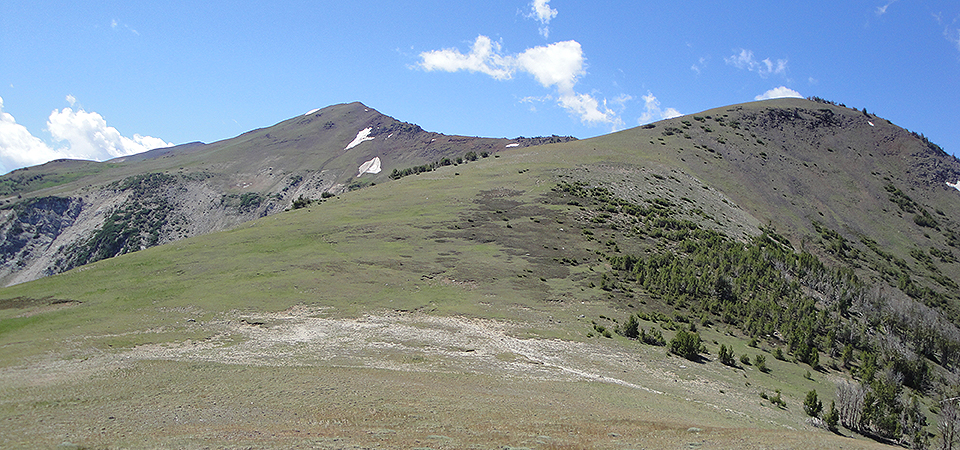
{"left": 2, "top": 1, "right": 959, "bottom": 173}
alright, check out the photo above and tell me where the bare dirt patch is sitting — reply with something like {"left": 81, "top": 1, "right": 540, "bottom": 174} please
{"left": 0, "top": 306, "right": 895, "bottom": 449}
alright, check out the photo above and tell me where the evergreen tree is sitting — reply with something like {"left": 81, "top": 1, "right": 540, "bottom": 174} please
{"left": 804, "top": 390, "right": 823, "bottom": 418}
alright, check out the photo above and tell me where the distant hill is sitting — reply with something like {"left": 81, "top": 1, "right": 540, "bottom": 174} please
{"left": 1, "top": 98, "right": 958, "bottom": 448}
{"left": 0, "top": 102, "right": 575, "bottom": 285}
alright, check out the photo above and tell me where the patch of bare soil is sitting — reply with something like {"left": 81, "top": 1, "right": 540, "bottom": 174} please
{"left": 0, "top": 306, "right": 894, "bottom": 449}
{"left": 120, "top": 306, "right": 664, "bottom": 388}
{"left": 0, "top": 296, "right": 81, "bottom": 318}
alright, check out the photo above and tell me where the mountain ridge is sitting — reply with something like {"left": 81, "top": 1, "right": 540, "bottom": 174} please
{"left": 1, "top": 97, "right": 959, "bottom": 448}
{"left": 0, "top": 101, "right": 575, "bottom": 285}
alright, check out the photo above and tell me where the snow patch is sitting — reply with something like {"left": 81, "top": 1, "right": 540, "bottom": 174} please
{"left": 344, "top": 128, "right": 375, "bottom": 150}
{"left": 304, "top": 108, "right": 320, "bottom": 116}
{"left": 357, "top": 157, "right": 381, "bottom": 176}
{"left": 505, "top": 143, "right": 520, "bottom": 148}
{"left": 868, "top": 121, "right": 874, "bottom": 127}
{"left": 948, "top": 180, "right": 960, "bottom": 192}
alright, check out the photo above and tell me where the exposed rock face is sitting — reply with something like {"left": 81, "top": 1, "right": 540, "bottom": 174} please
{"left": 0, "top": 196, "right": 83, "bottom": 281}
{"left": 0, "top": 171, "right": 341, "bottom": 286}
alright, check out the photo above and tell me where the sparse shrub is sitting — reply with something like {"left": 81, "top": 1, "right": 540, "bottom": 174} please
{"left": 740, "top": 354, "right": 751, "bottom": 365}
{"left": 593, "top": 323, "right": 612, "bottom": 338}
{"left": 718, "top": 344, "right": 736, "bottom": 366}
{"left": 620, "top": 314, "right": 640, "bottom": 339}
{"left": 773, "top": 348, "right": 784, "bottom": 360}
{"left": 292, "top": 195, "right": 312, "bottom": 209}
{"left": 914, "top": 210, "right": 939, "bottom": 228}
{"left": 320, "top": 191, "right": 335, "bottom": 199}
{"left": 770, "top": 390, "right": 786, "bottom": 408}
{"left": 670, "top": 329, "right": 703, "bottom": 360}
{"left": 640, "top": 327, "right": 666, "bottom": 346}
{"left": 755, "top": 354, "right": 769, "bottom": 373}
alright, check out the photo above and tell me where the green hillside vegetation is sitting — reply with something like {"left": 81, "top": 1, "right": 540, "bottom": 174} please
{"left": 0, "top": 98, "right": 958, "bottom": 448}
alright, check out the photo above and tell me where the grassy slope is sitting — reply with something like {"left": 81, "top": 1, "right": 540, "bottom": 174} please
{"left": 2, "top": 98, "right": 954, "bottom": 448}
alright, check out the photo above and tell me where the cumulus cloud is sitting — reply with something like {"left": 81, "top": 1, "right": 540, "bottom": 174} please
{"left": 514, "top": 40, "right": 584, "bottom": 91}
{"left": 529, "top": 0, "right": 558, "bottom": 38}
{"left": 47, "top": 104, "right": 172, "bottom": 160}
{"left": 0, "top": 96, "right": 172, "bottom": 173}
{"left": 0, "top": 97, "right": 69, "bottom": 171}
{"left": 754, "top": 86, "right": 803, "bottom": 101}
{"left": 725, "top": 49, "right": 788, "bottom": 77}
{"left": 419, "top": 35, "right": 513, "bottom": 80}
{"left": 638, "top": 92, "right": 682, "bottom": 124}
{"left": 419, "top": 35, "right": 621, "bottom": 127}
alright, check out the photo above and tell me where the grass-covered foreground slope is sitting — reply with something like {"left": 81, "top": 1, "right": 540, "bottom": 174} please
{"left": 1, "top": 98, "right": 957, "bottom": 448}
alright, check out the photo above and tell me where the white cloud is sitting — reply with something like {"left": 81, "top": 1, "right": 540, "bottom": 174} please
{"left": 934, "top": 13, "right": 960, "bottom": 52}
{"left": 876, "top": 0, "right": 897, "bottom": 16}
{"left": 754, "top": 86, "right": 803, "bottom": 101}
{"left": 0, "top": 97, "right": 68, "bottom": 172}
{"left": 691, "top": 56, "right": 708, "bottom": 75}
{"left": 611, "top": 93, "right": 633, "bottom": 107}
{"left": 0, "top": 96, "right": 172, "bottom": 174}
{"left": 47, "top": 106, "right": 172, "bottom": 160}
{"left": 529, "top": 0, "right": 558, "bottom": 38}
{"left": 946, "top": 25, "right": 960, "bottom": 52}
{"left": 558, "top": 93, "right": 619, "bottom": 126}
{"left": 419, "top": 35, "right": 621, "bottom": 127}
{"left": 419, "top": 35, "right": 512, "bottom": 80}
{"left": 725, "top": 49, "right": 788, "bottom": 77}
{"left": 514, "top": 40, "right": 584, "bottom": 91}
{"left": 638, "top": 92, "right": 682, "bottom": 125}
{"left": 111, "top": 19, "right": 139, "bottom": 36}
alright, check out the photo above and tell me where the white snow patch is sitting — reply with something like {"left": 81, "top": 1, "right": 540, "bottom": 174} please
{"left": 357, "top": 157, "right": 382, "bottom": 176}
{"left": 868, "top": 121, "right": 874, "bottom": 127}
{"left": 505, "top": 143, "right": 520, "bottom": 148}
{"left": 344, "top": 127, "right": 375, "bottom": 150}
{"left": 948, "top": 180, "right": 960, "bottom": 192}
{"left": 304, "top": 108, "right": 320, "bottom": 116}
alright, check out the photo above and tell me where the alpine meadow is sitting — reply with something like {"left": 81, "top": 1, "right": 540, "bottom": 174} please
{"left": 2, "top": 97, "right": 960, "bottom": 449}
